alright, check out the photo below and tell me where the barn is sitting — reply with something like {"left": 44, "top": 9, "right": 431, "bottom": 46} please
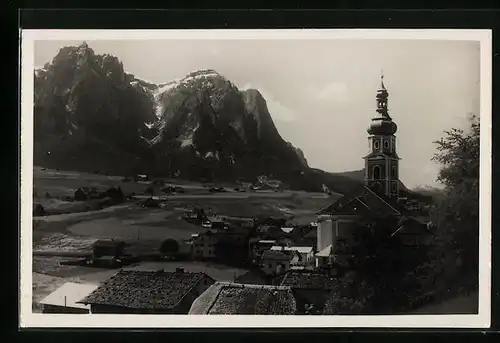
{"left": 78, "top": 269, "right": 215, "bottom": 314}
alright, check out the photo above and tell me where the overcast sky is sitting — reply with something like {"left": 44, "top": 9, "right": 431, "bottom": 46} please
{"left": 35, "top": 39, "right": 480, "bottom": 189}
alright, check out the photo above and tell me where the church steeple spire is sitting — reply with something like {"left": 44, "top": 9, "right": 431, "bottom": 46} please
{"left": 380, "top": 69, "right": 386, "bottom": 89}
{"left": 375, "top": 70, "right": 391, "bottom": 120}
{"left": 364, "top": 73, "right": 400, "bottom": 198}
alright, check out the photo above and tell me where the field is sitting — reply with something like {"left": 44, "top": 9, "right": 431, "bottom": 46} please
{"left": 31, "top": 167, "right": 334, "bottom": 312}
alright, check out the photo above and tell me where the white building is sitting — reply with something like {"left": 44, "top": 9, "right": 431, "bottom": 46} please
{"left": 191, "top": 231, "right": 219, "bottom": 259}
{"left": 39, "top": 282, "right": 99, "bottom": 314}
{"left": 270, "top": 246, "right": 314, "bottom": 266}
{"left": 259, "top": 250, "right": 291, "bottom": 276}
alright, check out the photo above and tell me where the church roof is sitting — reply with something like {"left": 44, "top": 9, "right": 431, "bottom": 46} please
{"left": 317, "top": 186, "right": 402, "bottom": 217}
{"left": 390, "top": 216, "right": 434, "bottom": 237}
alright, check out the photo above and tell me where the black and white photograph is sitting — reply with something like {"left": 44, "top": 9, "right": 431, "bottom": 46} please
{"left": 20, "top": 29, "right": 491, "bottom": 328}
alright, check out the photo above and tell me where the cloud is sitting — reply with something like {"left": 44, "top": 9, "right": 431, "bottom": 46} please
{"left": 308, "top": 82, "right": 350, "bottom": 102}
{"left": 241, "top": 83, "right": 298, "bottom": 123}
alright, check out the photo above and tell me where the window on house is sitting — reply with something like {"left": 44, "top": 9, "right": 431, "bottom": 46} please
{"left": 373, "top": 165, "right": 381, "bottom": 179}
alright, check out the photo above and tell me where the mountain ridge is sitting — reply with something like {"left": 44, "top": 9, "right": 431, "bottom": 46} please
{"left": 34, "top": 43, "right": 320, "bottom": 190}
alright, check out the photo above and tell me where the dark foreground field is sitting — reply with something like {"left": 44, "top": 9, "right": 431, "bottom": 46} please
{"left": 31, "top": 167, "right": 334, "bottom": 312}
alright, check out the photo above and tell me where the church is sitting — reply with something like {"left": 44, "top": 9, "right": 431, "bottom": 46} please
{"left": 315, "top": 74, "right": 433, "bottom": 268}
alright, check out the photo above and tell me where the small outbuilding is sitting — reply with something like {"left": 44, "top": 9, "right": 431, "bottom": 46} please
{"left": 39, "top": 282, "right": 99, "bottom": 314}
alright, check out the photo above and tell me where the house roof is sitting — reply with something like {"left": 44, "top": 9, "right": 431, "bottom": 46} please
{"left": 315, "top": 245, "right": 333, "bottom": 257}
{"left": 390, "top": 216, "right": 433, "bottom": 237}
{"left": 188, "top": 282, "right": 296, "bottom": 315}
{"left": 78, "top": 270, "right": 212, "bottom": 310}
{"left": 270, "top": 246, "right": 313, "bottom": 254}
{"left": 280, "top": 272, "right": 337, "bottom": 290}
{"left": 40, "top": 282, "right": 99, "bottom": 310}
{"left": 261, "top": 250, "right": 291, "bottom": 261}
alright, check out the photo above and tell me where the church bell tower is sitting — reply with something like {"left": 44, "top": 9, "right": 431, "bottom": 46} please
{"left": 364, "top": 72, "right": 400, "bottom": 198}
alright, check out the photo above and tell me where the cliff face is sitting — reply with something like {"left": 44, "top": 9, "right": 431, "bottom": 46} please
{"left": 33, "top": 43, "right": 156, "bottom": 173}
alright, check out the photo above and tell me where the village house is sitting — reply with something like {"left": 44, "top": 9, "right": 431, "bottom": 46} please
{"left": 315, "top": 244, "right": 334, "bottom": 269}
{"left": 189, "top": 282, "right": 296, "bottom": 315}
{"left": 78, "top": 269, "right": 215, "bottom": 314}
{"left": 270, "top": 246, "right": 314, "bottom": 267}
{"left": 259, "top": 250, "right": 292, "bottom": 276}
{"left": 183, "top": 207, "right": 206, "bottom": 223}
{"left": 279, "top": 271, "right": 337, "bottom": 314}
{"left": 39, "top": 282, "right": 99, "bottom": 314}
{"left": 134, "top": 174, "right": 149, "bottom": 182}
{"left": 390, "top": 215, "right": 434, "bottom": 249}
{"left": 191, "top": 230, "right": 219, "bottom": 259}
{"left": 249, "top": 239, "right": 277, "bottom": 262}
{"left": 74, "top": 187, "right": 100, "bottom": 201}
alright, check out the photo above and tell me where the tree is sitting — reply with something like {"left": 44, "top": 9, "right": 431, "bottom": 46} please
{"left": 323, "top": 271, "right": 377, "bottom": 315}
{"left": 428, "top": 114, "right": 480, "bottom": 294}
{"left": 159, "top": 239, "right": 180, "bottom": 256}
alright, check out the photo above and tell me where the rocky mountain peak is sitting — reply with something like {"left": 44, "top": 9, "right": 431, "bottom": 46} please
{"left": 33, "top": 44, "right": 326, "bottom": 191}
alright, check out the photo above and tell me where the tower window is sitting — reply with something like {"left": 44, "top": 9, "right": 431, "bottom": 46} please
{"left": 384, "top": 140, "right": 390, "bottom": 149}
{"left": 391, "top": 165, "right": 397, "bottom": 177}
{"left": 373, "top": 140, "right": 380, "bottom": 150}
{"left": 373, "top": 165, "right": 381, "bottom": 179}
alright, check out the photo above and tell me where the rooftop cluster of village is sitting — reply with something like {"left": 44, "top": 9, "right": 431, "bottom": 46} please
{"left": 39, "top": 178, "right": 432, "bottom": 315}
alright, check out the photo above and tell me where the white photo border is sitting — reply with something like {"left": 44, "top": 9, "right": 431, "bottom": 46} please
{"left": 19, "top": 29, "right": 492, "bottom": 328}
